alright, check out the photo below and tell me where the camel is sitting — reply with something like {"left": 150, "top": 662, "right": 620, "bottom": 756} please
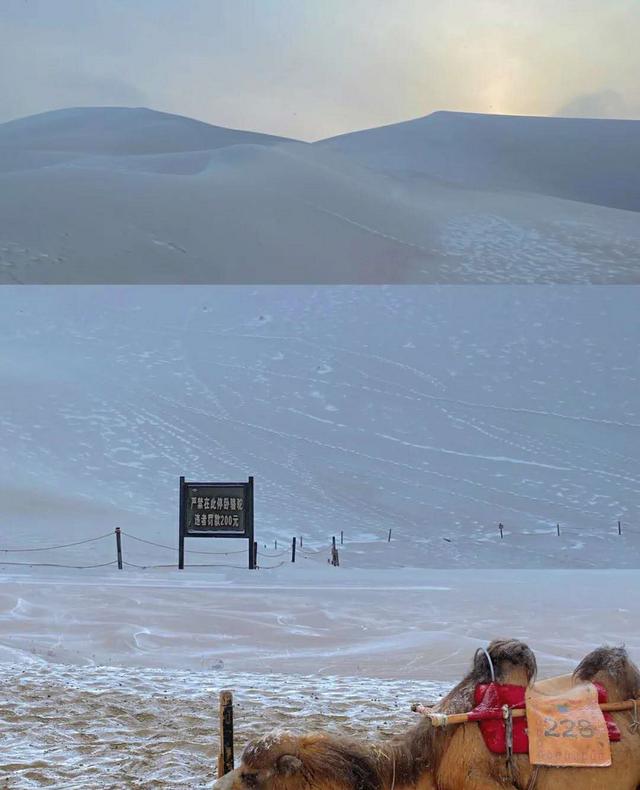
{"left": 435, "top": 641, "right": 640, "bottom": 789}
{"left": 213, "top": 726, "right": 437, "bottom": 790}
{"left": 213, "top": 641, "right": 640, "bottom": 790}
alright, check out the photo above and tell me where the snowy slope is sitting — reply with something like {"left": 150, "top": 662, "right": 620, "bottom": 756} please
{"left": 0, "top": 108, "right": 638, "bottom": 283}
{"left": 1, "top": 286, "right": 638, "bottom": 568}
{"left": 320, "top": 111, "right": 640, "bottom": 212}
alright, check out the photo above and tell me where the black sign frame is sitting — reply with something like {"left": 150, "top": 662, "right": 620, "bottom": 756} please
{"left": 179, "top": 476, "right": 255, "bottom": 569}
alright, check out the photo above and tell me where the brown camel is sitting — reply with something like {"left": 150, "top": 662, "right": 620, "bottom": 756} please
{"left": 435, "top": 641, "right": 640, "bottom": 789}
{"left": 213, "top": 641, "right": 640, "bottom": 790}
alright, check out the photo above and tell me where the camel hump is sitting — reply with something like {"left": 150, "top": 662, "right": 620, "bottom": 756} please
{"left": 573, "top": 646, "right": 640, "bottom": 702}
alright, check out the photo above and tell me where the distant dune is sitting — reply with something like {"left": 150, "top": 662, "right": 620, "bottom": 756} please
{"left": 321, "top": 111, "right": 640, "bottom": 213}
{"left": 0, "top": 106, "right": 294, "bottom": 155}
{"left": 0, "top": 107, "right": 638, "bottom": 283}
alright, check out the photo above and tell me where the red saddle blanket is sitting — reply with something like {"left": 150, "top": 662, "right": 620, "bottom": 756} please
{"left": 471, "top": 683, "right": 621, "bottom": 755}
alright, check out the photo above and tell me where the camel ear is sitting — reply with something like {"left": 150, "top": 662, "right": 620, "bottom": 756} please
{"left": 276, "top": 755, "right": 303, "bottom": 775}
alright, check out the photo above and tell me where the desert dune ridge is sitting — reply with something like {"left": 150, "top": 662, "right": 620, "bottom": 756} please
{"left": 1, "top": 107, "right": 638, "bottom": 283}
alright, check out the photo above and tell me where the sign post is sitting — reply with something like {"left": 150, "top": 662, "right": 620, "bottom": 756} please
{"left": 179, "top": 476, "right": 255, "bottom": 569}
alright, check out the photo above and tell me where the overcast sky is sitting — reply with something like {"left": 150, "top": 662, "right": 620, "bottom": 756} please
{"left": 1, "top": 0, "right": 638, "bottom": 140}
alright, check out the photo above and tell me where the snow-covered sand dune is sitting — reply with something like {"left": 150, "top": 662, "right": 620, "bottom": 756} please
{"left": 322, "top": 111, "right": 640, "bottom": 213}
{"left": 1, "top": 285, "right": 638, "bottom": 568}
{"left": 1, "top": 281, "right": 639, "bottom": 784}
{"left": 0, "top": 107, "right": 638, "bottom": 283}
{"left": 0, "top": 106, "right": 293, "bottom": 157}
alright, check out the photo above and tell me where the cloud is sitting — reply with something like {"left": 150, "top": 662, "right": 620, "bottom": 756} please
{"left": 1, "top": 0, "right": 639, "bottom": 138}
{"left": 0, "top": 15, "right": 147, "bottom": 123}
{"left": 556, "top": 90, "right": 637, "bottom": 120}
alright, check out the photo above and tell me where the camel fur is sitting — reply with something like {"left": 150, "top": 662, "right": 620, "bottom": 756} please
{"left": 214, "top": 641, "right": 640, "bottom": 790}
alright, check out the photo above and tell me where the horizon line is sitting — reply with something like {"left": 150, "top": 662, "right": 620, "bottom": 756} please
{"left": 1, "top": 104, "right": 638, "bottom": 145}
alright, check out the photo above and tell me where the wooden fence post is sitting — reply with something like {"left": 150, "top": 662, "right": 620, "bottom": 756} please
{"left": 388, "top": 529, "right": 392, "bottom": 543}
{"left": 618, "top": 520, "right": 622, "bottom": 536}
{"left": 556, "top": 523, "right": 560, "bottom": 537}
{"left": 217, "top": 690, "right": 234, "bottom": 778}
{"left": 499, "top": 523, "right": 504, "bottom": 540}
{"left": 291, "top": 537, "right": 296, "bottom": 563}
{"left": 253, "top": 541, "right": 258, "bottom": 569}
{"left": 330, "top": 541, "right": 340, "bottom": 567}
{"left": 115, "top": 527, "right": 123, "bottom": 570}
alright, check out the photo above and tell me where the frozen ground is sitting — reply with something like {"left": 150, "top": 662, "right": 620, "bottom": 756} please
{"left": 1, "top": 285, "right": 639, "bottom": 569}
{"left": 1, "top": 565, "right": 639, "bottom": 787}
{"left": 2, "top": 566, "right": 638, "bottom": 678}
{"left": 0, "top": 107, "right": 638, "bottom": 283}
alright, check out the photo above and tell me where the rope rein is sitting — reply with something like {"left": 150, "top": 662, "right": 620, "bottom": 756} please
{"left": 479, "top": 646, "right": 496, "bottom": 683}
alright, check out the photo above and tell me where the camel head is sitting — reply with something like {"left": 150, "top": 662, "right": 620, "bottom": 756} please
{"left": 213, "top": 731, "right": 304, "bottom": 790}
{"left": 213, "top": 729, "right": 383, "bottom": 790}
{"left": 434, "top": 638, "right": 537, "bottom": 714}
{"left": 479, "top": 638, "right": 538, "bottom": 686}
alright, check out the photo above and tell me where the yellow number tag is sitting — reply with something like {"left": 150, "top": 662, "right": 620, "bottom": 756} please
{"left": 526, "top": 680, "right": 611, "bottom": 767}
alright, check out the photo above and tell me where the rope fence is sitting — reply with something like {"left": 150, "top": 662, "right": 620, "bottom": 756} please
{"left": 494, "top": 519, "right": 633, "bottom": 539}
{"left": 0, "top": 560, "right": 119, "bottom": 569}
{"left": 0, "top": 521, "right": 636, "bottom": 572}
{"left": 121, "top": 532, "right": 248, "bottom": 556}
{"left": 0, "top": 531, "right": 114, "bottom": 553}
{"left": 0, "top": 528, "right": 303, "bottom": 571}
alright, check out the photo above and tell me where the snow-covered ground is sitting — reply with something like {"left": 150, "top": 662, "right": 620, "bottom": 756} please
{"left": 1, "top": 107, "right": 638, "bottom": 283}
{"left": 1, "top": 564, "right": 639, "bottom": 787}
{"left": 1, "top": 283, "right": 639, "bottom": 785}
{"left": 0, "top": 625, "right": 447, "bottom": 789}
{"left": 3, "top": 565, "right": 638, "bottom": 678}
{"left": 1, "top": 285, "right": 639, "bottom": 568}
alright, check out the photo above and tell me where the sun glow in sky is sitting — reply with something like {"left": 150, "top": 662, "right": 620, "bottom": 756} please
{"left": 0, "top": 0, "right": 638, "bottom": 139}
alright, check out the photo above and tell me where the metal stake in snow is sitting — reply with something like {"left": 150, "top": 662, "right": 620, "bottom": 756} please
{"left": 217, "top": 690, "right": 234, "bottom": 777}
{"left": 114, "top": 527, "right": 123, "bottom": 570}
{"left": 330, "top": 536, "right": 340, "bottom": 566}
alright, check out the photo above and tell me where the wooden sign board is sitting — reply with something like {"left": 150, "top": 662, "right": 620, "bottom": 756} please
{"left": 179, "top": 476, "right": 255, "bottom": 569}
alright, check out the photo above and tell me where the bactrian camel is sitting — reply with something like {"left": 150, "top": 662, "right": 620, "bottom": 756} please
{"left": 214, "top": 640, "right": 640, "bottom": 790}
